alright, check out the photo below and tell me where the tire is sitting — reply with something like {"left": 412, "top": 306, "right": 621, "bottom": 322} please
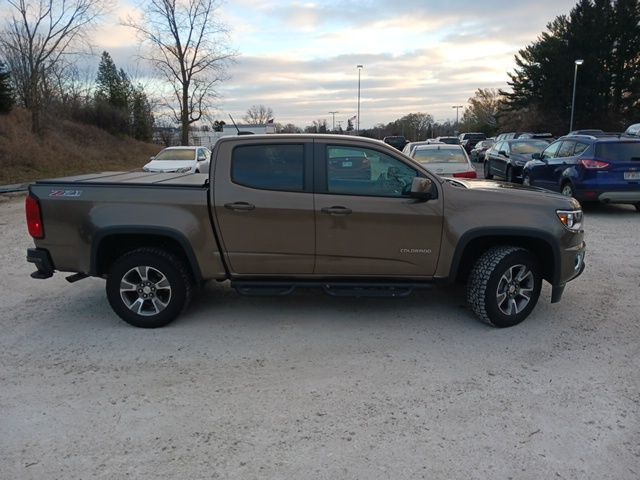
{"left": 106, "top": 248, "right": 193, "bottom": 328}
{"left": 506, "top": 165, "right": 514, "bottom": 183}
{"left": 561, "top": 182, "right": 574, "bottom": 197}
{"left": 635, "top": 203, "right": 640, "bottom": 212}
{"left": 467, "top": 246, "right": 542, "bottom": 328}
{"left": 523, "top": 174, "right": 531, "bottom": 186}
{"left": 484, "top": 160, "right": 493, "bottom": 179}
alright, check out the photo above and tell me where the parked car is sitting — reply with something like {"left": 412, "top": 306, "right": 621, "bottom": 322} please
{"left": 484, "top": 139, "right": 550, "bottom": 183}
{"left": 567, "top": 129, "right": 605, "bottom": 136}
{"left": 143, "top": 146, "right": 211, "bottom": 173}
{"left": 517, "top": 133, "right": 555, "bottom": 142}
{"left": 624, "top": 123, "right": 640, "bottom": 137}
{"left": 470, "top": 139, "right": 495, "bottom": 162}
{"left": 383, "top": 136, "right": 408, "bottom": 150}
{"left": 522, "top": 135, "right": 640, "bottom": 210}
{"left": 459, "top": 132, "right": 487, "bottom": 153}
{"left": 328, "top": 147, "right": 371, "bottom": 180}
{"left": 409, "top": 144, "right": 477, "bottom": 178}
{"left": 435, "top": 136, "right": 460, "bottom": 145}
{"left": 402, "top": 141, "right": 431, "bottom": 157}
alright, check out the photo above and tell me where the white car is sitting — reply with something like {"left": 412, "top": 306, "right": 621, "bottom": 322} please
{"left": 143, "top": 146, "right": 211, "bottom": 173}
{"left": 408, "top": 144, "right": 477, "bottom": 178}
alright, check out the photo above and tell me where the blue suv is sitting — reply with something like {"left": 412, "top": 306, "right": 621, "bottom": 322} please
{"left": 522, "top": 135, "right": 640, "bottom": 211}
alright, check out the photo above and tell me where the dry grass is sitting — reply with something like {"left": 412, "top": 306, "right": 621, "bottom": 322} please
{"left": 0, "top": 108, "right": 162, "bottom": 184}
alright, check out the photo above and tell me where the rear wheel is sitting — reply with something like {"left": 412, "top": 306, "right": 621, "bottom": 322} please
{"left": 484, "top": 160, "right": 493, "bottom": 179}
{"left": 467, "top": 246, "right": 542, "bottom": 328}
{"left": 106, "top": 248, "right": 193, "bottom": 328}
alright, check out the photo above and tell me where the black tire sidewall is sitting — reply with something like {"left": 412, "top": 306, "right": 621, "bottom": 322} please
{"left": 483, "top": 250, "right": 542, "bottom": 328}
{"left": 484, "top": 160, "right": 492, "bottom": 179}
{"left": 106, "top": 251, "right": 188, "bottom": 328}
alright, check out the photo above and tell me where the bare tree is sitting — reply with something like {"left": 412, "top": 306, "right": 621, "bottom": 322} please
{"left": 0, "top": 0, "right": 109, "bottom": 134}
{"left": 244, "top": 104, "right": 273, "bottom": 125}
{"left": 124, "top": 0, "right": 235, "bottom": 145}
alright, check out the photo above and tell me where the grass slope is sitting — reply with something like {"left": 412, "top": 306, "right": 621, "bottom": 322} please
{"left": 0, "top": 108, "right": 162, "bottom": 184}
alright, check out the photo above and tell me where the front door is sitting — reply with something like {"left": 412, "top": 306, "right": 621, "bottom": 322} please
{"left": 314, "top": 142, "right": 443, "bottom": 277}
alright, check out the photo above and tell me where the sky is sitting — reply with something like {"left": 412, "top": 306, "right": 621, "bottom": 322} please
{"left": 91, "top": 0, "right": 581, "bottom": 129}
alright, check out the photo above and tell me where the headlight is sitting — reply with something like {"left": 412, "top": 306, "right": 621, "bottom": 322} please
{"left": 176, "top": 167, "right": 192, "bottom": 173}
{"left": 556, "top": 209, "right": 583, "bottom": 231}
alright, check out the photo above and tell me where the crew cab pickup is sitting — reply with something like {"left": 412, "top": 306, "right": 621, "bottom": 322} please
{"left": 26, "top": 135, "right": 586, "bottom": 328}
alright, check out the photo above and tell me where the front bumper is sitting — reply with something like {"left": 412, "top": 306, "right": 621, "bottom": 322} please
{"left": 551, "top": 241, "right": 586, "bottom": 303}
{"left": 27, "top": 248, "right": 55, "bottom": 279}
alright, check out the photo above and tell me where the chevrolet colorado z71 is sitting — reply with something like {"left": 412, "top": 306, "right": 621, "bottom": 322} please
{"left": 26, "top": 134, "right": 586, "bottom": 328}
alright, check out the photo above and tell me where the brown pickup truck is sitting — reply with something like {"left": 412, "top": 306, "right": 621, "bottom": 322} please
{"left": 25, "top": 134, "right": 586, "bottom": 328}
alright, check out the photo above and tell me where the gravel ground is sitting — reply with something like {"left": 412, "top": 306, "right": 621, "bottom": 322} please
{"left": 1, "top": 193, "right": 639, "bottom": 479}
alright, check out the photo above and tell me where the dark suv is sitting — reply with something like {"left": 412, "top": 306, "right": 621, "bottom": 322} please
{"left": 459, "top": 132, "right": 486, "bottom": 153}
{"left": 383, "top": 136, "right": 408, "bottom": 151}
{"left": 522, "top": 135, "right": 640, "bottom": 210}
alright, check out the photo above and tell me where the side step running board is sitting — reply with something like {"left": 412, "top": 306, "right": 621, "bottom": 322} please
{"left": 232, "top": 281, "right": 432, "bottom": 298}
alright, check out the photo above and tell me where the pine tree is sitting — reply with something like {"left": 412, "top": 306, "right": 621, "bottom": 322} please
{"left": 131, "top": 85, "right": 154, "bottom": 142}
{"left": 0, "top": 62, "right": 14, "bottom": 114}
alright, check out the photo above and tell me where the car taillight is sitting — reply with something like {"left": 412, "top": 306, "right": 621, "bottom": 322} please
{"left": 579, "top": 159, "right": 609, "bottom": 169}
{"left": 453, "top": 170, "right": 477, "bottom": 179}
{"left": 26, "top": 195, "right": 44, "bottom": 239}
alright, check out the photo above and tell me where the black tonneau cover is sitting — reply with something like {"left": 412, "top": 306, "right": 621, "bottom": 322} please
{"left": 35, "top": 171, "right": 208, "bottom": 187}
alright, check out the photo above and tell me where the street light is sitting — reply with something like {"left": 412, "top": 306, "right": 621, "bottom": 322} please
{"left": 357, "top": 65, "right": 363, "bottom": 134}
{"left": 328, "top": 111, "right": 338, "bottom": 132}
{"left": 452, "top": 105, "right": 463, "bottom": 130}
{"left": 570, "top": 59, "right": 584, "bottom": 132}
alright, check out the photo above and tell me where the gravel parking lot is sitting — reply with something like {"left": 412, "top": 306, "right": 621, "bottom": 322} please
{"left": 1, "top": 193, "right": 639, "bottom": 479}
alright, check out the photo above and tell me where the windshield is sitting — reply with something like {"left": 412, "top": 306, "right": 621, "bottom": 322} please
{"left": 154, "top": 148, "right": 196, "bottom": 161}
{"left": 414, "top": 148, "right": 467, "bottom": 164}
{"left": 511, "top": 141, "right": 549, "bottom": 154}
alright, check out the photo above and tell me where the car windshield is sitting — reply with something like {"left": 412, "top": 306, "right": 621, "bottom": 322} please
{"left": 414, "top": 148, "right": 467, "bottom": 164}
{"left": 511, "top": 141, "right": 549, "bottom": 154}
{"left": 154, "top": 148, "right": 196, "bottom": 161}
{"left": 595, "top": 142, "right": 640, "bottom": 162}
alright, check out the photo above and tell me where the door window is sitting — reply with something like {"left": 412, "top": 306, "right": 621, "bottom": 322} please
{"left": 232, "top": 144, "right": 304, "bottom": 191}
{"left": 541, "top": 141, "right": 561, "bottom": 159}
{"left": 326, "top": 146, "right": 417, "bottom": 197}
{"left": 573, "top": 142, "right": 588, "bottom": 156}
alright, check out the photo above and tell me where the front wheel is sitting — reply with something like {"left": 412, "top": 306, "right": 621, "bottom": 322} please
{"left": 484, "top": 160, "right": 493, "bottom": 179}
{"left": 467, "top": 246, "right": 542, "bottom": 328}
{"left": 523, "top": 174, "right": 531, "bottom": 186}
{"left": 561, "top": 182, "right": 575, "bottom": 197}
{"left": 506, "top": 166, "right": 514, "bottom": 183}
{"left": 106, "top": 248, "right": 193, "bottom": 328}
{"left": 634, "top": 203, "right": 640, "bottom": 212}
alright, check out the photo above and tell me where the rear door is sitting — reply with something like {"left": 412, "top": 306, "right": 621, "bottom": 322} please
{"left": 213, "top": 140, "right": 315, "bottom": 274}
{"left": 313, "top": 140, "right": 443, "bottom": 276}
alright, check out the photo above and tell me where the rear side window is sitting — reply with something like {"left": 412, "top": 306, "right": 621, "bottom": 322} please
{"left": 232, "top": 144, "right": 304, "bottom": 191}
{"left": 595, "top": 142, "right": 640, "bottom": 162}
{"left": 573, "top": 142, "right": 588, "bottom": 156}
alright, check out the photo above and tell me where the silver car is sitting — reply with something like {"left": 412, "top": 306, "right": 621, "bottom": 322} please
{"left": 143, "top": 146, "right": 211, "bottom": 173}
{"left": 409, "top": 144, "right": 477, "bottom": 178}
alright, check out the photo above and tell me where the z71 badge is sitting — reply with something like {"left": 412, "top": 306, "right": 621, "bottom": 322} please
{"left": 49, "top": 190, "right": 82, "bottom": 197}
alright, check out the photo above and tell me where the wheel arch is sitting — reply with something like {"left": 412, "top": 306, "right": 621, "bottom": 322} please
{"left": 91, "top": 227, "right": 203, "bottom": 284}
{"left": 450, "top": 228, "right": 560, "bottom": 285}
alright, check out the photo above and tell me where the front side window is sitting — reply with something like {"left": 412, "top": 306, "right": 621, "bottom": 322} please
{"left": 326, "top": 146, "right": 417, "bottom": 197}
{"left": 542, "top": 141, "right": 561, "bottom": 159}
{"left": 232, "top": 144, "right": 304, "bottom": 191}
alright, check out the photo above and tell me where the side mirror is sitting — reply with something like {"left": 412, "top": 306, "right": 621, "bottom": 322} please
{"left": 410, "top": 177, "right": 433, "bottom": 200}
{"left": 532, "top": 152, "right": 541, "bottom": 160}
{"left": 499, "top": 150, "right": 508, "bottom": 157}
{"left": 149, "top": 156, "right": 155, "bottom": 161}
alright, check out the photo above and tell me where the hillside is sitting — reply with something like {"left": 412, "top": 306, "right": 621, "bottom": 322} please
{"left": 0, "top": 109, "right": 161, "bottom": 184}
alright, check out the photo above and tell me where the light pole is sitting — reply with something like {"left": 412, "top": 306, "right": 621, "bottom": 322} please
{"left": 328, "top": 111, "right": 338, "bottom": 132}
{"left": 357, "top": 64, "right": 363, "bottom": 134}
{"left": 570, "top": 59, "right": 584, "bottom": 132}
{"left": 452, "top": 105, "right": 463, "bottom": 132}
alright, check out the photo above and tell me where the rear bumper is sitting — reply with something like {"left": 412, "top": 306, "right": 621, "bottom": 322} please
{"left": 597, "top": 191, "right": 640, "bottom": 204}
{"left": 27, "top": 248, "right": 55, "bottom": 279}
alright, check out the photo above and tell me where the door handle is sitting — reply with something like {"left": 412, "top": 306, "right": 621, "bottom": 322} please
{"left": 321, "top": 206, "right": 352, "bottom": 215}
{"left": 224, "top": 202, "right": 255, "bottom": 211}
